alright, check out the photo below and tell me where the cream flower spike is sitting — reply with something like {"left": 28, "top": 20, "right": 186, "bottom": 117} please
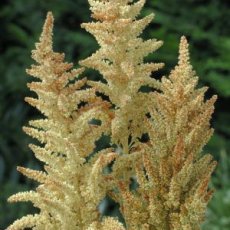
{"left": 7, "top": 11, "right": 115, "bottom": 230}
{"left": 7, "top": 1, "right": 217, "bottom": 229}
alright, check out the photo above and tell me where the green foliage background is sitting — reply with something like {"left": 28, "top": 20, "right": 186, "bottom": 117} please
{"left": 0, "top": 0, "right": 229, "bottom": 229}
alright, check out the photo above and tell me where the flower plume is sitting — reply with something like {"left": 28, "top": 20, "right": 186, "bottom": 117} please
{"left": 7, "top": 2, "right": 217, "bottom": 230}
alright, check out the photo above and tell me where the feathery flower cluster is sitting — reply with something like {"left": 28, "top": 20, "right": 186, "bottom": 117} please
{"left": 7, "top": 0, "right": 216, "bottom": 229}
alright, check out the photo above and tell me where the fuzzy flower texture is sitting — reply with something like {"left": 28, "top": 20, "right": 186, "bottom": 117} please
{"left": 7, "top": 0, "right": 217, "bottom": 230}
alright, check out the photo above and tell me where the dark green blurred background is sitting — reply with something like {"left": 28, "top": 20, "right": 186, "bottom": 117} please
{"left": 0, "top": 0, "right": 229, "bottom": 229}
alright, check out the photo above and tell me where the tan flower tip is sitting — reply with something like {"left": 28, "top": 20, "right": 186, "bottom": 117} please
{"left": 178, "top": 35, "right": 190, "bottom": 66}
